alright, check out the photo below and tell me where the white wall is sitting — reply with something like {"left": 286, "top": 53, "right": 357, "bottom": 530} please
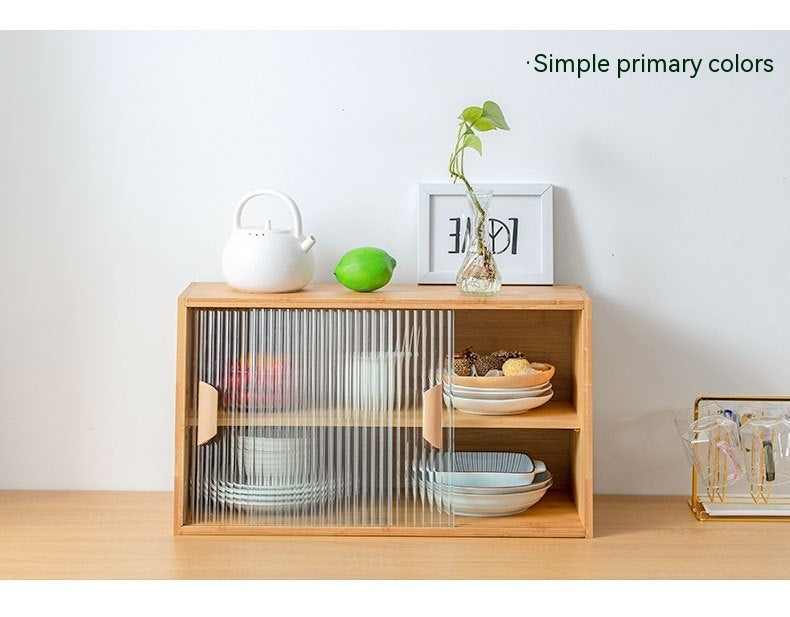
{"left": 1, "top": 31, "right": 788, "bottom": 492}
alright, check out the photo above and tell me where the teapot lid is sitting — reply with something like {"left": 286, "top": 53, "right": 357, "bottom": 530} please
{"left": 241, "top": 220, "right": 296, "bottom": 235}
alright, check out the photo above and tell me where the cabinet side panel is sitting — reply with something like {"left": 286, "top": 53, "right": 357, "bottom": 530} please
{"left": 174, "top": 302, "right": 192, "bottom": 532}
{"left": 571, "top": 304, "right": 593, "bottom": 537}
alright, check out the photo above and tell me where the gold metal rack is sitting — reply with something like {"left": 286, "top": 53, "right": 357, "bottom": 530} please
{"left": 689, "top": 395, "right": 790, "bottom": 522}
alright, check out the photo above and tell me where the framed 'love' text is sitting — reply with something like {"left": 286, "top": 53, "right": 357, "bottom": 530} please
{"left": 417, "top": 183, "right": 554, "bottom": 285}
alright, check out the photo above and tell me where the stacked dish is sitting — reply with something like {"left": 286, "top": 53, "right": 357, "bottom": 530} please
{"left": 352, "top": 351, "right": 411, "bottom": 411}
{"left": 208, "top": 435, "right": 336, "bottom": 511}
{"left": 236, "top": 435, "right": 311, "bottom": 480}
{"left": 418, "top": 451, "right": 553, "bottom": 517}
{"left": 443, "top": 371, "right": 555, "bottom": 415}
{"left": 208, "top": 478, "right": 337, "bottom": 512}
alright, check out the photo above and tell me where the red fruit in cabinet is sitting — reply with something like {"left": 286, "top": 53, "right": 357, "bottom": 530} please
{"left": 223, "top": 354, "right": 292, "bottom": 410}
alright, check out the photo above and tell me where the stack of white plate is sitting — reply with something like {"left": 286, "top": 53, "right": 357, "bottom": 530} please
{"left": 443, "top": 381, "right": 554, "bottom": 415}
{"left": 418, "top": 452, "right": 553, "bottom": 517}
{"left": 208, "top": 478, "right": 337, "bottom": 512}
{"left": 210, "top": 435, "right": 336, "bottom": 511}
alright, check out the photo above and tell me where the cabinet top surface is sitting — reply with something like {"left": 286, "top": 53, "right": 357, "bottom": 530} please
{"left": 180, "top": 282, "right": 590, "bottom": 309}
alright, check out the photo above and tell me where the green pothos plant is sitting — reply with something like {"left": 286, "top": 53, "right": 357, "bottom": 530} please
{"left": 448, "top": 100, "right": 510, "bottom": 271}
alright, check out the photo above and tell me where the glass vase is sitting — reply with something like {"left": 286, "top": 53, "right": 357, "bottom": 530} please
{"left": 455, "top": 189, "right": 502, "bottom": 296}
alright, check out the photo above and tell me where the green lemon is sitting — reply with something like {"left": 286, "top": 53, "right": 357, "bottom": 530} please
{"left": 334, "top": 247, "right": 397, "bottom": 292}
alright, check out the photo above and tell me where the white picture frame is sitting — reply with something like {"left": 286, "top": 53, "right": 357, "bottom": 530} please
{"left": 417, "top": 183, "right": 554, "bottom": 285}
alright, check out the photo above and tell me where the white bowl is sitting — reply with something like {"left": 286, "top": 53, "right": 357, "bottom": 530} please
{"left": 234, "top": 436, "right": 311, "bottom": 479}
{"left": 445, "top": 390, "right": 554, "bottom": 415}
{"left": 438, "top": 480, "right": 553, "bottom": 517}
{"left": 352, "top": 351, "right": 411, "bottom": 411}
{"left": 239, "top": 458, "right": 310, "bottom": 480}
{"left": 238, "top": 459, "right": 304, "bottom": 475}
{"left": 237, "top": 436, "right": 310, "bottom": 451}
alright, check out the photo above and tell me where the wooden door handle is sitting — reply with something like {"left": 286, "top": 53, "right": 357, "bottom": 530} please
{"left": 422, "top": 384, "right": 443, "bottom": 449}
{"left": 197, "top": 381, "right": 219, "bottom": 445}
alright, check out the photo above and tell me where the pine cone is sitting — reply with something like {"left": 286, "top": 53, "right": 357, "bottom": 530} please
{"left": 453, "top": 357, "right": 473, "bottom": 376}
{"left": 492, "top": 349, "right": 525, "bottom": 362}
{"left": 474, "top": 354, "right": 504, "bottom": 376}
{"left": 460, "top": 347, "right": 478, "bottom": 363}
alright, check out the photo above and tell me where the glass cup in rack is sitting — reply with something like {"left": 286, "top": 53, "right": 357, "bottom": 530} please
{"left": 680, "top": 414, "right": 744, "bottom": 501}
{"left": 739, "top": 417, "right": 790, "bottom": 502}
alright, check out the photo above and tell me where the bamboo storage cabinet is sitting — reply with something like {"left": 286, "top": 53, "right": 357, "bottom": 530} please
{"left": 174, "top": 283, "right": 593, "bottom": 537}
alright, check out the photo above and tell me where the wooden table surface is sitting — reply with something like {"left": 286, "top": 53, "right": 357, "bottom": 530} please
{"left": 1, "top": 491, "right": 789, "bottom": 579}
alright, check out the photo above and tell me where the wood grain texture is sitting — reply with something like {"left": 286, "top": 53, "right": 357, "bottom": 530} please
{"left": 196, "top": 382, "right": 219, "bottom": 445}
{"left": 185, "top": 401, "right": 580, "bottom": 430}
{"left": 177, "top": 492, "right": 582, "bottom": 538}
{"left": 173, "top": 293, "right": 192, "bottom": 532}
{"left": 572, "top": 302, "right": 593, "bottom": 536}
{"left": 453, "top": 401, "right": 579, "bottom": 429}
{"left": 2, "top": 492, "right": 788, "bottom": 579}
{"left": 180, "top": 282, "right": 588, "bottom": 310}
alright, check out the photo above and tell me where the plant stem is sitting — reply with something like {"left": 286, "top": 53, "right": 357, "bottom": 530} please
{"left": 449, "top": 121, "right": 485, "bottom": 217}
{"left": 448, "top": 123, "right": 491, "bottom": 273}
{"left": 448, "top": 103, "right": 509, "bottom": 286}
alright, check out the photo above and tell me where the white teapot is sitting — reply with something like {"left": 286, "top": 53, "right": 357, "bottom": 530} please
{"left": 221, "top": 190, "right": 316, "bottom": 293}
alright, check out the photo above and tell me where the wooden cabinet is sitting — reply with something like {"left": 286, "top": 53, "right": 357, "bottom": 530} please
{"left": 174, "top": 283, "right": 592, "bottom": 537}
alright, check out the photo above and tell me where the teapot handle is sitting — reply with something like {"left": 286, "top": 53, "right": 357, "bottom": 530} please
{"left": 233, "top": 189, "right": 303, "bottom": 239}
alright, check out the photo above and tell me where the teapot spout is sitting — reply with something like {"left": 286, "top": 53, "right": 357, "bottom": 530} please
{"left": 300, "top": 236, "right": 316, "bottom": 253}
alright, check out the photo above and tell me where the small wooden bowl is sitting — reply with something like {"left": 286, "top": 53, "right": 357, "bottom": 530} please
{"left": 444, "top": 364, "right": 555, "bottom": 389}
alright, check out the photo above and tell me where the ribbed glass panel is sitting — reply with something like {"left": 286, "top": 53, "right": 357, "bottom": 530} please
{"left": 186, "top": 308, "right": 454, "bottom": 527}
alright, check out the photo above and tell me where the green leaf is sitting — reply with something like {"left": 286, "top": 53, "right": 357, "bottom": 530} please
{"left": 472, "top": 117, "right": 496, "bottom": 131}
{"left": 482, "top": 100, "right": 505, "bottom": 120}
{"left": 482, "top": 100, "right": 510, "bottom": 130}
{"left": 461, "top": 106, "right": 483, "bottom": 123}
{"left": 461, "top": 133, "right": 482, "bottom": 155}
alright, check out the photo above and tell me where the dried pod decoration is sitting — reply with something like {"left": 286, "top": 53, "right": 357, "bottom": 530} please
{"left": 454, "top": 347, "right": 533, "bottom": 376}
{"left": 492, "top": 349, "right": 525, "bottom": 362}
{"left": 474, "top": 354, "right": 504, "bottom": 376}
{"left": 502, "top": 358, "right": 532, "bottom": 376}
{"left": 453, "top": 347, "right": 477, "bottom": 376}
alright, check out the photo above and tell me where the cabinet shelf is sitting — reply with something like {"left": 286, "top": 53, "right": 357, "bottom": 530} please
{"left": 188, "top": 400, "right": 580, "bottom": 430}
{"left": 454, "top": 401, "right": 580, "bottom": 430}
